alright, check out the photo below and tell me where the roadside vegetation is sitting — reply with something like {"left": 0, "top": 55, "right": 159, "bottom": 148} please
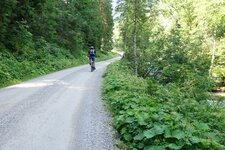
{"left": 115, "top": 0, "right": 225, "bottom": 88}
{"left": 103, "top": 0, "right": 225, "bottom": 149}
{"left": 0, "top": 0, "right": 114, "bottom": 88}
{"left": 0, "top": 46, "right": 116, "bottom": 88}
{"left": 103, "top": 61, "right": 225, "bottom": 150}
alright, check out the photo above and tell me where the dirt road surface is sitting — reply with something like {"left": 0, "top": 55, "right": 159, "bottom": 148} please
{"left": 0, "top": 58, "right": 119, "bottom": 150}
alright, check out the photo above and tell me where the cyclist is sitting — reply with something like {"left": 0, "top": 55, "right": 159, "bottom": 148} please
{"left": 88, "top": 46, "right": 96, "bottom": 70}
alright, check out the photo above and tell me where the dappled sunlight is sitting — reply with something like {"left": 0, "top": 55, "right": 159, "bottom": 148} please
{"left": 67, "top": 86, "right": 90, "bottom": 91}
{"left": 6, "top": 79, "right": 69, "bottom": 89}
{"left": 5, "top": 79, "right": 91, "bottom": 91}
{"left": 214, "top": 92, "right": 225, "bottom": 97}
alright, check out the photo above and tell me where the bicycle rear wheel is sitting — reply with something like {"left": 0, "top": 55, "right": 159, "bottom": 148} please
{"left": 90, "top": 61, "right": 94, "bottom": 72}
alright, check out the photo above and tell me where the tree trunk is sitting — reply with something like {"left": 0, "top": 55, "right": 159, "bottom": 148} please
{"left": 209, "top": 38, "right": 216, "bottom": 77}
{"left": 134, "top": 0, "right": 138, "bottom": 76}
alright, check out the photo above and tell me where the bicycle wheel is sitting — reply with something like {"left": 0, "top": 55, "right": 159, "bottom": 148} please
{"left": 91, "top": 61, "right": 94, "bottom": 72}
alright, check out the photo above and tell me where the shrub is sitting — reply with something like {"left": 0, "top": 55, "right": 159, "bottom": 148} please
{"left": 0, "top": 44, "right": 116, "bottom": 88}
{"left": 103, "top": 60, "right": 225, "bottom": 150}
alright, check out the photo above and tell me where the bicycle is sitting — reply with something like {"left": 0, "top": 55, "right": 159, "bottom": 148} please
{"left": 90, "top": 59, "right": 96, "bottom": 72}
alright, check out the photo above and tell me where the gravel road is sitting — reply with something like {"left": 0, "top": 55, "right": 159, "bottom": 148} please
{"left": 0, "top": 58, "right": 119, "bottom": 150}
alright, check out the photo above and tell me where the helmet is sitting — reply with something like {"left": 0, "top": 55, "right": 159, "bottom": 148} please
{"left": 90, "top": 46, "right": 94, "bottom": 49}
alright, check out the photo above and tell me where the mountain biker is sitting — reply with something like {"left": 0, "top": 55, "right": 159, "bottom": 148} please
{"left": 88, "top": 46, "right": 96, "bottom": 70}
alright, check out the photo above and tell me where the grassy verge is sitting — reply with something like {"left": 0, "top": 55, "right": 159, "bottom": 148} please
{"left": 0, "top": 46, "right": 117, "bottom": 88}
{"left": 103, "top": 60, "right": 225, "bottom": 150}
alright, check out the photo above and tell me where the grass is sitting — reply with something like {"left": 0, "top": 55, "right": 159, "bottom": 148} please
{"left": 0, "top": 50, "right": 117, "bottom": 88}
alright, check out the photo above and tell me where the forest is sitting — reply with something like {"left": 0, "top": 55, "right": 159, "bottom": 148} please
{"left": 0, "top": 0, "right": 113, "bottom": 87}
{"left": 115, "top": 0, "right": 225, "bottom": 86}
{"left": 1, "top": 0, "right": 225, "bottom": 149}
{"left": 103, "top": 0, "right": 225, "bottom": 149}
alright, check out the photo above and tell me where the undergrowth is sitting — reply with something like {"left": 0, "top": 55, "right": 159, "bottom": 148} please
{"left": 103, "top": 61, "right": 225, "bottom": 150}
{"left": 0, "top": 42, "right": 116, "bottom": 88}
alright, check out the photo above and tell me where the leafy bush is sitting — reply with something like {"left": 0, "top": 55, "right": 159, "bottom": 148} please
{"left": 10, "top": 21, "right": 34, "bottom": 55}
{"left": 213, "top": 67, "right": 225, "bottom": 86}
{"left": 103, "top": 61, "right": 225, "bottom": 150}
{"left": 0, "top": 42, "right": 116, "bottom": 88}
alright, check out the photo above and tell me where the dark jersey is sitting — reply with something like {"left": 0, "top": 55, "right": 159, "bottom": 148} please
{"left": 89, "top": 49, "right": 96, "bottom": 56}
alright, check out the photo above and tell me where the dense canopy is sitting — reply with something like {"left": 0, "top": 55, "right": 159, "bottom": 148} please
{"left": 0, "top": 0, "right": 114, "bottom": 86}
{"left": 116, "top": 0, "right": 225, "bottom": 86}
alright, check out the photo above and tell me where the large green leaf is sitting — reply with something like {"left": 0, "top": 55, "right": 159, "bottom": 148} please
{"left": 144, "top": 129, "right": 156, "bottom": 139}
{"left": 194, "top": 122, "right": 210, "bottom": 131}
{"left": 189, "top": 136, "right": 200, "bottom": 144}
{"left": 171, "top": 129, "right": 186, "bottom": 140}
{"left": 164, "top": 128, "right": 172, "bottom": 138}
{"left": 144, "top": 146, "right": 166, "bottom": 150}
{"left": 134, "top": 132, "right": 145, "bottom": 141}
{"left": 167, "top": 143, "right": 182, "bottom": 150}
{"left": 144, "top": 125, "right": 167, "bottom": 139}
{"left": 124, "top": 133, "right": 133, "bottom": 141}
{"left": 136, "top": 112, "right": 149, "bottom": 125}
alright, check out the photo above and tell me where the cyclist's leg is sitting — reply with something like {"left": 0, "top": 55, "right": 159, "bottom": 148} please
{"left": 89, "top": 57, "right": 92, "bottom": 65}
{"left": 92, "top": 56, "right": 96, "bottom": 69}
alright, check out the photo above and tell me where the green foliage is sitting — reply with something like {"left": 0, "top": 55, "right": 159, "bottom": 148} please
{"left": 0, "top": 0, "right": 17, "bottom": 42}
{"left": 112, "top": 1, "right": 225, "bottom": 148}
{"left": 0, "top": 41, "right": 116, "bottom": 88}
{"left": 0, "top": 0, "right": 114, "bottom": 54}
{"left": 0, "top": 0, "right": 114, "bottom": 87}
{"left": 10, "top": 21, "right": 34, "bottom": 55}
{"left": 103, "top": 61, "right": 225, "bottom": 150}
{"left": 116, "top": 0, "right": 225, "bottom": 87}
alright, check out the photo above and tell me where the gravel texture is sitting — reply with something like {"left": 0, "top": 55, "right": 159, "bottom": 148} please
{"left": 0, "top": 58, "right": 119, "bottom": 150}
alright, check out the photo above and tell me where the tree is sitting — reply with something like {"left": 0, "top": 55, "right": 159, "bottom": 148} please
{"left": 133, "top": 0, "right": 138, "bottom": 76}
{"left": 116, "top": 0, "right": 225, "bottom": 86}
{"left": 116, "top": 0, "right": 151, "bottom": 75}
{"left": 0, "top": 0, "right": 114, "bottom": 54}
